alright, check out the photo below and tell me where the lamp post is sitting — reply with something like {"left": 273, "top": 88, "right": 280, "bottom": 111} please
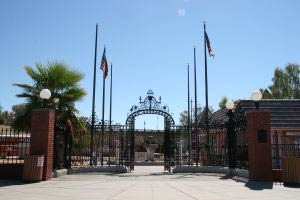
{"left": 39, "top": 89, "right": 51, "bottom": 108}
{"left": 251, "top": 90, "right": 262, "bottom": 109}
{"left": 226, "top": 100, "right": 236, "bottom": 170}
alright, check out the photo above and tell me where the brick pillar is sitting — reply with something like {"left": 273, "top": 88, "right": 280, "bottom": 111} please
{"left": 30, "top": 109, "right": 55, "bottom": 181}
{"left": 247, "top": 111, "right": 273, "bottom": 182}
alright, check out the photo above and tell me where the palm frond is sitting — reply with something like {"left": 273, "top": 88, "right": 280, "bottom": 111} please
{"left": 23, "top": 66, "right": 40, "bottom": 82}
{"left": 13, "top": 83, "right": 37, "bottom": 93}
{"left": 13, "top": 61, "right": 87, "bottom": 132}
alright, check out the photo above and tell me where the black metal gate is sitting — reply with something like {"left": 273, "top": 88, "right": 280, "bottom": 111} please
{"left": 74, "top": 89, "right": 253, "bottom": 172}
{"left": 125, "top": 90, "right": 175, "bottom": 171}
{"left": 53, "top": 122, "right": 70, "bottom": 169}
{"left": 55, "top": 90, "right": 248, "bottom": 172}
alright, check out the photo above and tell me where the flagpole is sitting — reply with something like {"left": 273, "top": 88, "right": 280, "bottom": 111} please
{"left": 190, "top": 98, "right": 193, "bottom": 164}
{"left": 187, "top": 64, "right": 191, "bottom": 166}
{"left": 108, "top": 63, "right": 112, "bottom": 166}
{"left": 101, "top": 47, "right": 106, "bottom": 166}
{"left": 204, "top": 22, "right": 210, "bottom": 162}
{"left": 190, "top": 99, "right": 193, "bottom": 126}
{"left": 90, "top": 23, "right": 98, "bottom": 166}
{"left": 193, "top": 47, "right": 199, "bottom": 166}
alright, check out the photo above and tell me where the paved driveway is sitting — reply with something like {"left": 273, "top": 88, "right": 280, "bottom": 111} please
{"left": 0, "top": 166, "right": 299, "bottom": 200}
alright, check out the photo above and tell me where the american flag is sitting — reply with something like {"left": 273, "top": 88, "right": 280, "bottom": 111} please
{"left": 100, "top": 47, "right": 108, "bottom": 79}
{"left": 205, "top": 31, "right": 215, "bottom": 58}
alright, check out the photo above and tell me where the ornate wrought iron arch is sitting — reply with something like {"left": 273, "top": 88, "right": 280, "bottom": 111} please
{"left": 126, "top": 90, "right": 175, "bottom": 126}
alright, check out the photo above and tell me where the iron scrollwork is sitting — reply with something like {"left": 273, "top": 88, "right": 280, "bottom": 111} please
{"left": 126, "top": 89, "right": 174, "bottom": 125}
{"left": 130, "top": 89, "right": 168, "bottom": 112}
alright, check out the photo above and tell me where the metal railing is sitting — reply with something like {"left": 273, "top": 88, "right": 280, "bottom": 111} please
{"left": 0, "top": 128, "right": 30, "bottom": 164}
{"left": 272, "top": 143, "right": 300, "bottom": 169}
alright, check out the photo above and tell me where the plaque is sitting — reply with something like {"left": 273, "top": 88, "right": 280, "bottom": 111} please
{"left": 257, "top": 130, "right": 267, "bottom": 143}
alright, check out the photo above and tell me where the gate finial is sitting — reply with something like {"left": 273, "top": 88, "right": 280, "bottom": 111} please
{"left": 147, "top": 89, "right": 154, "bottom": 96}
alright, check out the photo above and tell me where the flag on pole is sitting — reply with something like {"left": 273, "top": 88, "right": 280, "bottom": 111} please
{"left": 205, "top": 32, "right": 215, "bottom": 58}
{"left": 100, "top": 47, "right": 108, "bottom": 78}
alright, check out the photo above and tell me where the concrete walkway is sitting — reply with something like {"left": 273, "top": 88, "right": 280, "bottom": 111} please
{"left": 0, "top": 166, "right": 299, "bottom": 200}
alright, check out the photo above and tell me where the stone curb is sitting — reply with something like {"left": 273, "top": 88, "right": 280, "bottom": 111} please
{"left": 172, "top": 166, "right": 249, "bottom": 179}
{"left": 68, "top": 166, "right": 128, "bottom": 174}
{"left": 134, "top": 162, "right": 164, "bottom": 166}
{"left": 52, "top": 169, "right": 68, "bottom": 178}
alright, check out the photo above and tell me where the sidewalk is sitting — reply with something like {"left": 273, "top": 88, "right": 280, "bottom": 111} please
{"left": 0, "top": 166, "right": 298, "bottom": 200}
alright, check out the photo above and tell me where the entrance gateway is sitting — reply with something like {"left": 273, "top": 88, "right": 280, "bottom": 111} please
{"left": 55, "top": 89, "right": 189, "bottom": 172}
{"left": 56, "top": 89, "right": 248, "bottom": 174}
{"left": 125, "top": 89, "right": 176, "bottom": 172}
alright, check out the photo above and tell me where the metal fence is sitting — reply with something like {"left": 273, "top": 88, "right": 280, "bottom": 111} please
{"left": 206, "top": 123, "right": 228, "bottom": 167}
{"left": 0, "top": 128, "right": 30, "bottom": 164}
{"left": 53, "top": 124, "right": 130, "bottom": 169}
{"left": 272, "top": 134, "right": 300, "bottom": 169}
{"left": 171, "top": 119, "right": 248, "bottom": 169}
{"left": 55, "top": 119, "right": 249, "bottom": 170}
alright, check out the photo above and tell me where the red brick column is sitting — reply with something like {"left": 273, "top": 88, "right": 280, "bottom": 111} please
{"left": 30, "top": 109, "right": 55, "bottom": 181}
{"left": 247, "top": 111, "right": 273, "bottom": 182}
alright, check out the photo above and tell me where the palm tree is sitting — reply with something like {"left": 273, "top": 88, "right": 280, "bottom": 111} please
{"left": 13, "top": 62, "right": 87, "bottom": 131}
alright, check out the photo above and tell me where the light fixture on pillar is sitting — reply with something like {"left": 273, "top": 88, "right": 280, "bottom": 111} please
{"left": 251, "top": 90, "right": 262, "bottom": 110}
{"left": 39, "top": 89, "right": 51, "bottom": 108}
{"left": 225, "top": 100, "right": 234, "bottom": 110}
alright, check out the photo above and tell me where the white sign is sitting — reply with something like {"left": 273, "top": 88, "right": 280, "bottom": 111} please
{"left": 286, "top": 132, "right": 300, "bottom": 136}
{"left": 37, "top": 156, "right": 44, "bottom": 167}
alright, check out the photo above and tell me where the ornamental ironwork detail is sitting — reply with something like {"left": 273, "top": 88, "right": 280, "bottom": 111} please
{"left": 126, "top": 90, "right": 175, "bottom": 125}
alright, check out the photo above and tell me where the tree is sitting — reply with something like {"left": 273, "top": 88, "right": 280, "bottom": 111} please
{"left": 218, "top": 96, "right": 228, "bottom": 109}
{"left": 0, "top": 116, "right": 4, "bottom": 125}
{"left": 0, "top": 104, "right": 27, "bottom": 126}
{"left": 0, "top": 104, "right": 14, "bottom": 125}
{"left": 286, "top": 64, "right": 300, "bottom": 98}
{"left": 13, "top": 62, "right": 87, "bottom": 131}
{"left": 78, "top": 116, "right": 89, "bottom": 124}
{"left": 259, "top": 88, "right": 273, "bottom": 99}
{"left": 179, "top": 105, "right": 214, "bottom": 126}
{"left": 0, "top": 105, "right": 3, "bottom": 124}
{"left": 179, "top": 106, "right": 202, "bottom": 126}
{"left": 261, "top": 63, "right": 300, "bottom": 99}
{"left": 0, "top": 107, "right": 4, "bottom": 125}
{"left": 179, "top": 110, "right": 189, "bottom": 126}
{"left": 10, "top": 104, "right": 27, "bottom": 128}
{"left": 12, "top": 104, "right": 26, "bottom": 114}
{"left": 0, "top": 110, "right": 14, "bottom": 125}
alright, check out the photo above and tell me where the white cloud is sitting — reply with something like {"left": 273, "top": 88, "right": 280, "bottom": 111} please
{"left": 177, "top": 8, "right": 186, "bottom": 17}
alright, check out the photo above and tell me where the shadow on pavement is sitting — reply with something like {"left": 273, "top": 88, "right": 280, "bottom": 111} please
{"left": 0, "top": 180, "right": 32, "bottom": 187}
{"left": 244, "top": 181, "right": 273, "bottom": 190}
{"left": 283, "top": 183, "right": 300, "bottom": 188}
{"left": 219, "top": 174, "right": 234, "bottom": 180}
{"left": 171, "top": 174, "right": 195, "bottom": 179}
{"left": 112, "top": 171, "right": 170, "bottom": 178}
{"left": 218, "top": 174, "right": 246, "bottom": 183}
{"left": 219, "top": 174, "right": 273, "bottom": 190}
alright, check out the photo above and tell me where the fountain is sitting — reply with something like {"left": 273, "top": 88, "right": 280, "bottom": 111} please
{"left": 143, "top": 136, "right": 158, "bottom": 161}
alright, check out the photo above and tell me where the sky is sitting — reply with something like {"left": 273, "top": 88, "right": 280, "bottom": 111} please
{"left": 1, "top": 0, "right": 300, "bottom": 129}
